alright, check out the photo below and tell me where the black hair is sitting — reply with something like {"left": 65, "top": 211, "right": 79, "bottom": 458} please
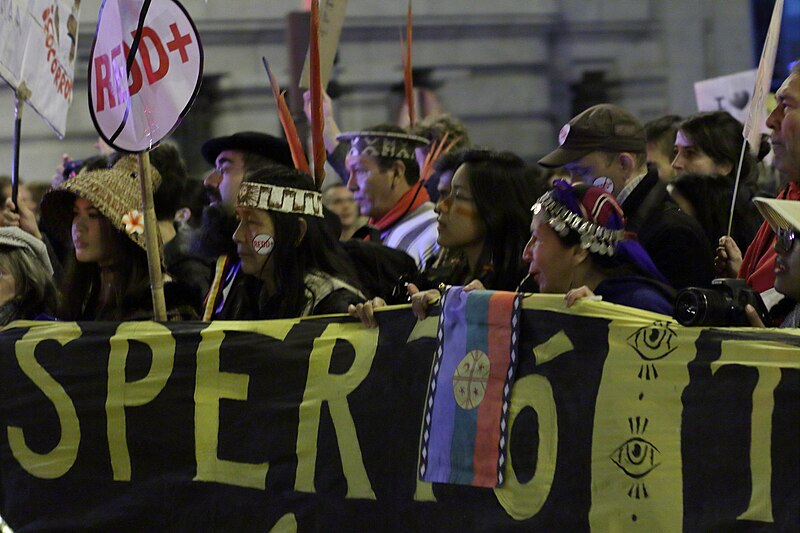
{"left": 669, "top": 172, "right": 761, "bottom": 251}
{"left": 180, "top": 178, "right": 211, "bottom": 228}
{"left": 644, "top": 114, "right": 682, "bottom": 161}
{"left": 149, "top": 143, "right": 189, "bottom": 221}
{"left": 678, "top": 111, "right": 767, "bottom": 187}
{"left": 242, "top": 165, "right": 362, "bottom": 318}
{"left": 448, "top": 149, "right": 536, "bottom": 290}
{"left": 58, "top": 213, "right": 150, "bottom": 320}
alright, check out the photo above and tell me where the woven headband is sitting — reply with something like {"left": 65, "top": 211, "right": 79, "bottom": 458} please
{"left": 238, "top": 182, "right": 323, "bottom": 218}
{"left": 532, "top": 192, "right": 625, "bottom": 256}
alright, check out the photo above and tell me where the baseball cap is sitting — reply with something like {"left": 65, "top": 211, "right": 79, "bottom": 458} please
{"left": 538, "top": 104, "right": 646, "bottom": 168}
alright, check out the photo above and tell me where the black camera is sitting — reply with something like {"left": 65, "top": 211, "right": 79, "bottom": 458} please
{"left": 675, "top": 278, "right": 769, "bottom": 327}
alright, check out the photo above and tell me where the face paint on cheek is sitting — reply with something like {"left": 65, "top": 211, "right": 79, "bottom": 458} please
{"left": 252, "top": 234, "right": 275, "bottom": 256}
{"left": 453, "top": 205, "right": 481, "bottom": 219}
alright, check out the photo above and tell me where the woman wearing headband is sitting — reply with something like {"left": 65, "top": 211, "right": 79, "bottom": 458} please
{"left": 233, "top": 165, "right": 366, "bottom": 319}
{"left": 524, "top": 181, "right": 675, "bottom": 314}
{"left": 405, "top": 180, "right": 674, "bottom": 320}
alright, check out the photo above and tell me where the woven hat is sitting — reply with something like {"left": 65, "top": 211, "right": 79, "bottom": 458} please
{"left": 40, "top": 155, "right": 162, "bottom": 250}
{"left": 539, "top": 104, "right": 646, "bottom": 168}
{"left": 0, "top": 227, "right": 54, "bottom": 276}
{"left": 753, "top": 198, "right": 800, "bottom": 233}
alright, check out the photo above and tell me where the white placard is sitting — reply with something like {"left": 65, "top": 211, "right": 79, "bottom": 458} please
{"left": 694, "top": 69, "right": 758, "bottom": 125}
{"left": 88, "top": 0, "right": 203, "bottom": 153}
{"left": 0, "top": 0, "right": 80, "bottom": 137}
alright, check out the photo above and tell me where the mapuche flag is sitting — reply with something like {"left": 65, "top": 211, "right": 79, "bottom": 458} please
{"left": 419, "top": 287, "right": 521, "bottom": 487}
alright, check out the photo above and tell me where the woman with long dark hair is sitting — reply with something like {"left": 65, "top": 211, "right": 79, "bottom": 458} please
{"left": 233, "top": 164, "right": 365, "bottom": 318}
{"left": 352, "top": 148, "right": 541, "bottom": 326}
{"left": 39, "top": 156, "right": 198, "bottom": 320}
{"left": 426, "top": 149, "right": 540, "bottom": 290}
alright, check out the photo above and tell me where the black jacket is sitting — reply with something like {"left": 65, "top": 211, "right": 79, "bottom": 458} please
{"left": 622, "top": 168, "right": 715, "bottom": 290}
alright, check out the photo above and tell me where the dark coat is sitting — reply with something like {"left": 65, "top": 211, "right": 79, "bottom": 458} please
{"left": 622, "top": 168, "right": 715, "bottom": 290}
{"left": 594, "top": 276, "right": 675, "bottom": 316}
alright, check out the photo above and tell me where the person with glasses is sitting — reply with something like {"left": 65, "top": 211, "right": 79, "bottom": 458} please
{"left": 745, "top": 198, "right": 800, "bottom": 328}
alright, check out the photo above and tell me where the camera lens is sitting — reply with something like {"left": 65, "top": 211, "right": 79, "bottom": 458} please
{"left": 675, "top": 288, "right": 732, "bottom": 326}
{"left": 675, "top": 290, "right": 706, "bottom": 326}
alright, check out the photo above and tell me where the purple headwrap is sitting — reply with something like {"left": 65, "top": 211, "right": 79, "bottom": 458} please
{"left": 532, "top": 180, "right": 668, "bottom": 283}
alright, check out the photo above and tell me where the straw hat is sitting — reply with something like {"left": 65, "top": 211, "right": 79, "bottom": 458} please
{"left": 40, "top": 155, "right": 162, "bottom": 250}
{"left": 753, "top": 198, "right": 800, "bottom": 233}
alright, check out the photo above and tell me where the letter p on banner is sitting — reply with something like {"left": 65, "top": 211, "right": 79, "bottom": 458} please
{"left": 88, "top": 0, "right": 203, "bottom": 153}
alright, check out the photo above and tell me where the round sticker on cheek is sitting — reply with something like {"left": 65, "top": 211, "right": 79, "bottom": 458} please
{"left": 252, "top": 234, "right": 275, "bottom": 256}
{"left": 593, "top": 177, "right": 614, "bottom": 194}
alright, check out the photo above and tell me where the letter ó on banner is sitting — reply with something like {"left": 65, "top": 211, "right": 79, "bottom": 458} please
{"left": 295, "top": 323, "right": 378, "bottom": 499}
{"left": 106, "top": 322, "right": 175, "bottom": 481}
{"left": 7, "top": 324, "right": 82, "bottom": 479}
{"left": 495, "top": 330, "right": 574, "bottom": 520}
{"left": 494, "top": 374, "right": 559, "bottom": 520}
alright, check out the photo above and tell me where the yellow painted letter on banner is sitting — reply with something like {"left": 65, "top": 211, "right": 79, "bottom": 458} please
{"left": 8, "top": 323, "right": 82, "bottom": 479}
{"left": 295, "top": 322, "right": 378, "bottom": 499}
{"left": 711, "top": 339, "right": 798, "bottom": 524}
{"left": 194, "top": 321, "right": 294, "bottom": 490}
{"left": 107, "top": 322, "right": 175, "bottom": 481}
{"left": 494, "top": 374, "right": 558, "bottom": 520}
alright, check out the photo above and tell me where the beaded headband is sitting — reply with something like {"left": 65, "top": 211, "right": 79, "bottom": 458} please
{"left": 237, "top": 182, "right": 324, "bottom": 218}
{"left": 531, "top": 192, "right": 625, "bottom": 256}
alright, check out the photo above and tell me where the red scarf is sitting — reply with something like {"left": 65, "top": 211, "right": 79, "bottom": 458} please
{"left": 739, "top": 181, "right": 800, "bottom": 292}
{"left": 369, "top": 182, "right": 430, "bottom": 233}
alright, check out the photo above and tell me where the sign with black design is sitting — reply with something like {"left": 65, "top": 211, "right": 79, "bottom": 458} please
{"left": 0, "top": 295, "right": 797, "bottom": 531}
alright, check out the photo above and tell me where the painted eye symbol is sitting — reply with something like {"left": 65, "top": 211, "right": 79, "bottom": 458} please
{"left": 610, "top": 437, "right": 661, "bottom": 478}
{"left": 626, "top": 320, "right": 677, "bottom": 361}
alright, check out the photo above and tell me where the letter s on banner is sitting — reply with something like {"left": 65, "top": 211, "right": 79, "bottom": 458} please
{"left": 7, "top": 324, "right": 82, "bottom": 479}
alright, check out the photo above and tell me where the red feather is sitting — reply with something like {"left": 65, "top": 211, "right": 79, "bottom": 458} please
{"left": 402, "top": 0, "right": 415, "bottom": 127}
{"left": 309, "top": 0, "right": 326, "bottom": 188}
{"left": 263, "top": 58, "right": 310, "bottom": 174}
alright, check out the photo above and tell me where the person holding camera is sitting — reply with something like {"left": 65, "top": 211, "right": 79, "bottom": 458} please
{"left": 743, "top": 198, "right": 800, "bottom": 328}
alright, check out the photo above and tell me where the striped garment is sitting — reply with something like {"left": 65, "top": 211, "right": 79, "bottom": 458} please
{"left": 419, "top": 287, "right": 521, "bottom": 487}
{"left": 380, "top": 201, "right": 439, "bottom": 270}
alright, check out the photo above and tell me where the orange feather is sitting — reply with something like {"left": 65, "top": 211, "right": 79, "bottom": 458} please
{"left": 402, "top": 0, "right": 415, "bottom": 127}
{"left": 263, "top": 57, "right": 310, "bottom": 174}
{"left": 309, "top": 0, "right": 326, "bottom": 188}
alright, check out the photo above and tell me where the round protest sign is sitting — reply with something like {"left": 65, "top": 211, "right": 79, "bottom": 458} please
{"left": 253, "top": 234, "right": 275, "bottom": 256}
{"left": 88, "top": 0, "right": 202, "bottom": 153}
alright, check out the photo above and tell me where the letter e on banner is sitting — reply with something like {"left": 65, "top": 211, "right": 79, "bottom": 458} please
{"left": 88, "top": 0, "right": 203, "bottom": 153}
